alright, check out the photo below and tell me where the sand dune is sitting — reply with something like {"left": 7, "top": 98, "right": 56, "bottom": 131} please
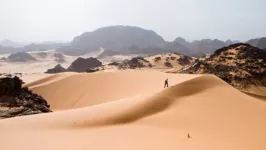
{"left": 27, "top": 70, "right": 199, "bottom": 110}
{"left": 0, "top": 71, "right": 266, "bottom": 150}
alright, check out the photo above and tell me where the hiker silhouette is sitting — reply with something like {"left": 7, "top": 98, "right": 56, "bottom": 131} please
{"left": 164, "top": 79, "right": 168, "bottom": 88}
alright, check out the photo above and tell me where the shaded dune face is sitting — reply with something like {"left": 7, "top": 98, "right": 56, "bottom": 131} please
{"left": 0, "top": 71, "right": 266, "bottom": 150}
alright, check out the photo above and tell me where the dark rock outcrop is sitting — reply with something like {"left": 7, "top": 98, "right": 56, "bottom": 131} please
{"left": 0, "top": 76, "right": 51, "bottom": 118}
{"left": 67, "top": 57, "right": 102, "bottom": 72}
{"left": 7, "top": 52, "right": 36, "bottom": 62}
{"left": 45, "top": 64, "right": 67, "bottom": 74}
{"left": 181, "top": 43, "right": 266, "bottom": 89}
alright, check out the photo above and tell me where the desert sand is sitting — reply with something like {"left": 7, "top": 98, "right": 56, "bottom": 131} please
{"left": 0, "top": 70, "right": 266, "bottom": 150}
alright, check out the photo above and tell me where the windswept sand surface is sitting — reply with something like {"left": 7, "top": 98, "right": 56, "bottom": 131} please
{"left": 0, "top": 70, "right": 266, "bottom": 150}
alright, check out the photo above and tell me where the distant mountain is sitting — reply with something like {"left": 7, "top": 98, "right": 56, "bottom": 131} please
{"left": 59, "top": 26, "right": 238, "bottom": 57}
{"left": 58, "top": 26, "right": 166, "bottom": 55}
{"left": 0, "top": 42, "right": 69, "bottom": 54}
{"left": 0, "top": 46, "right": 22, "bottom": 54}
{"left": 0, "top": 40, "right": 24, "bottom": 48}
{"left": 246, "top": 37, "right": 266, "bottom": 50}
{"left": 172, "top": 38, "right": 241, "bottom": 57}
{"left": 225, "top": 40, "right": 234, "bottom": 45}
{"left": 174, "top": 37, "right": 192, "bottom": 49}
{"left": 7, "top": 52, "right": 37, "bottom": 62}
{"left": 191, "top": 39, "right": 227, "bottom": 55}
{"left": 0, "top": 26, "right": 264, "bottom": 57}
{"left": 164, "top": 41, "right": 192, "bottom": 56}
{"left": 23, "top": 42, "right": 69, "bottom": 52}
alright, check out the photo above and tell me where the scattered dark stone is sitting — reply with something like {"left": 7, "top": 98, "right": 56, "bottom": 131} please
{"left": 108, "top": 61, "right": 120, "bottom": 66}
{"left": 86, "top": 68, "right": 99, "bottom": 73}
{"left": 135, "top": 57, "right": 149, "bottom": 63}
{"left": 154, "top": 57, "right": 161, "bottom": 62}
{"left": 164, "top": 62, "right": 173, "bottom": 68}
{"left": 118, "top": 57, "right": 145, "bottom": 69}
{"left": 170, "top": 57, "right": 176, "bottom": 60}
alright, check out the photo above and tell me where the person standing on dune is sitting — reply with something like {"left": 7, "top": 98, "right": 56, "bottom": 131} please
{"left": 164, "top": 79, "right": 168, "bottom": 88}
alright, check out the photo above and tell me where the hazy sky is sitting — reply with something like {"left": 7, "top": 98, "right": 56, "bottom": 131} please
{"left": 0, "top": 0, "right": 265, "bottom": 43}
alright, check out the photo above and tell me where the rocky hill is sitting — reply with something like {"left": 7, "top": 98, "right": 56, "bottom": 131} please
{"left": 67, "top": 57, "right": 103, "bottom": 72}
{"left": 117, "top": 57, "right": 152, "bottom": 69}
{"left": 109, "top": 53, "right": 194, "bottom": 70}
{"left": 45, "top": 64, "right": 67, "bottom": 74}
{"left": 145, "top": 53, "right": 194, "bottom": 69}
{"left": 7, "top": 52, "right": 37, "bottom": 62}
{"left": 180, "top": 43, "right": 266, "bottom": 89}
{"left": 0, "top": 76, "right": 51, "bottom": 118}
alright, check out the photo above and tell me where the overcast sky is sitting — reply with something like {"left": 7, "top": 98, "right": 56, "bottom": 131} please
{"left": 0, "top": 0, "right": 265, "bottom": 43}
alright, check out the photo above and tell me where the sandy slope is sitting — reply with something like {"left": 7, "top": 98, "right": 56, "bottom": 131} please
{"left": 27, "top": 70, "right": 199, "bottom": 110}
{"left": 0, "top": 71, "right": 266, "bottom": 150}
